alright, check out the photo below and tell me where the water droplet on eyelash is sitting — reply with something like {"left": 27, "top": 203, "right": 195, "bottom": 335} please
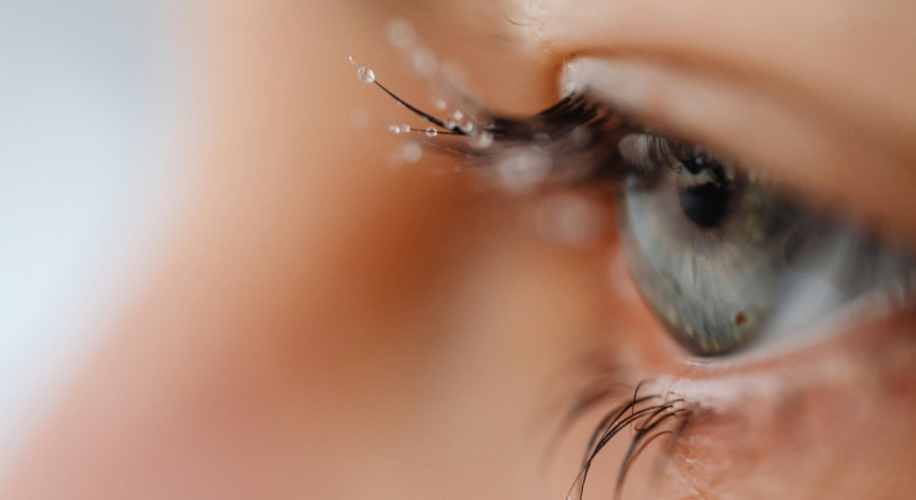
{"left": 473, "top": 131, "right": 494, "bottom": 149}
{"left": 403, "top": 142, "right": 423, "bottom": 163}
{"left": 386, "top": 18, "right": 417, "bottom": 50}
{"left": 570, "top": 126, "right": 591, "bottom": 147}
{"left": 425, "top": 127, "right": 438, "bottom": 137}
{"left": 435, "top": 99, "right": 447, "bottom": 111}
{"left": 535, "top": 193, "right": 603, "bottom": 247}
{"left": 453, "top": 110, "right": 464, "bottom": 121}
{"left": 401, "top": 124, "right": 411, "bottom": 134}
{"left": 460, "top": 121, "right": 474, "bottom": 134}
{"left": 389, "top": 125, "right": 401, "bottom": 134}
{"left": 497, "top": 147, "right": 552, "bottom": 193}
{"left": 411, "top": 47, "right": 438, "bottom": 77}
{"left": 446, "top": 120, "right": 457, "bottom": 130}
{"left": 357, "top": 67, "right": 375, "bottom": 83}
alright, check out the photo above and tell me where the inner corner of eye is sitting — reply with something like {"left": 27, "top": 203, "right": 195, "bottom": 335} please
{"left": 612, "top": 133, "right": 916, "bottom": 358}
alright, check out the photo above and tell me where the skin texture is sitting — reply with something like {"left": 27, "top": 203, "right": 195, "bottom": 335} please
{"left": 2, "top": 1, "right": 916, "bottom": 499}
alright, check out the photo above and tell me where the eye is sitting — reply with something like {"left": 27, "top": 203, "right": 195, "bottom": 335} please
{"left": 354, "top": 65, "right": 916, "bottom": 359}
{"left": 617, "top": 133, "right": 916, "bottom": 357}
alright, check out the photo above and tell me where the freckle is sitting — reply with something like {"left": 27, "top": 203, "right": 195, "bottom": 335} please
{"left": 735, "top": 312, "right": 747, "bottom": 326}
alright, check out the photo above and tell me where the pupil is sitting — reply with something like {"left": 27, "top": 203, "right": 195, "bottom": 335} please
{"left": 678, "top": 181, "right": 730, "bottom": 228}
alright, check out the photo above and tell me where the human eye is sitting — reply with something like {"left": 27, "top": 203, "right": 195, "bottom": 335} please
{"left": 615, "top": 132, "right": 915, "bottom": 357}
{"left": 356, "top": 48, "right": 916, "bottom": 498}
{"left": 476, "top": 100, "right": 916, "bottom": 498}
{"left": 360, "top": 71, "right": 915, "bottom": 360}
{"left": 352, "top": 10, "right": 916, "bottom": 496}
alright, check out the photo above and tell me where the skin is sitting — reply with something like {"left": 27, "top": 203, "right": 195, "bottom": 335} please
{"left": 2, "top": 0, "right": 915, "bottom": 499}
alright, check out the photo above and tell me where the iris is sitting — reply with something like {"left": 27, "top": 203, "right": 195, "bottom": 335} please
{"left": 616, "top": 134, "right": 914, "bottom": 357}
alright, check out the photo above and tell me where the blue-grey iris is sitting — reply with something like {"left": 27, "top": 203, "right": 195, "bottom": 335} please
{"left": 617, "top": 134, "right": 915, "bottom": 357}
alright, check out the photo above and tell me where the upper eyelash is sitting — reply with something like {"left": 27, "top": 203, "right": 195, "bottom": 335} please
{"left": 364, "top": 72, "right": 639, "bottom": 186}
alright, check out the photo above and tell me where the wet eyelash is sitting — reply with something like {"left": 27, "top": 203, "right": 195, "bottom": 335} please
{"left": 358, "top": 68, "right": 637, "bottom": 187}
{"left": 358, "top": 67, "right": 696, "bottom": 498}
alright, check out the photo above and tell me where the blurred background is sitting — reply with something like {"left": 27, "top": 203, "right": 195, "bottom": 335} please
{"left": 0, "top": 0, "right": 190, "bottom": 468}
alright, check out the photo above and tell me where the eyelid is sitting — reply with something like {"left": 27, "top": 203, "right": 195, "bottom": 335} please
{"left": 565, "top": 57, "right": 916, "bottom": 247}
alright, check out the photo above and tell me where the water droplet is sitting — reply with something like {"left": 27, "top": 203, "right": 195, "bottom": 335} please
{"left": 411, "top": 47, "right": 438, "bottom": 77}
{"left": 357, "top": 67, "right": 375, "bottom": 83}
{"left": 401, "top": 124, "right": 411, "bottom": 134}
{"left": 535, "top": 194, "right": 603, "bottom": 247}
{"left": 348, "top": 55, "right": 356, "bottom": 65}
{"left": 403, "top": 142, "right": 423, "bottom": 163}
{"left": 460, "top": 121, "right": 474, "bottom": 134}
{"left": 563, "top": 80, "right": 577, "bottom": 96}
{"left": 474, "top": 131, "right": 494, "bottom": 149}
{"left": 389, "top": 125, "right": 401, "bottom": 134}
{"left": 570, "top": 126, "right": 591, "bottom": 147}
{"left": 446, "top": 120, "right": 457, "bottom": 130}
{"left": 534, "top": 132, "right": 551, "bottom": 146}
{"left": 453, "top": 110, "right": 464, "bottom": 121}
{"left": 386, "top": 18, "right": 417, "bottom": 50}
{"left": 497, "top": 147, "right": 552, "bottom": 193}
{"left": 435, "top": 99, "right": 447, "bottom": 111}
{"left": 425, "top": 127, "right": 438, "bottom": 137}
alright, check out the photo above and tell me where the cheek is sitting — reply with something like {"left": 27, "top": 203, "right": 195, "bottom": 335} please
{"left": 658, "top": 318, "right": 916, "bottom": 500}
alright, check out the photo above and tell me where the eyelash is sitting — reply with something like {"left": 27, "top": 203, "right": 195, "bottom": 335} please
{"left": 362, "top": 73, "right": 698, "bottom": 497}
{"left": 364, "top": 71, "right": 637, "bottom": 186}
{"left": 558, "top": 374, "right": 695, "bottom": 500}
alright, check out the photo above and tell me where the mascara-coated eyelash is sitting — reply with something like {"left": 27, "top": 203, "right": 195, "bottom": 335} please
{"left": 355, "top": 67, "right": 637, "bottom": 186}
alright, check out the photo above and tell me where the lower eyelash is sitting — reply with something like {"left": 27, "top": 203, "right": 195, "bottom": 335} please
{"left": 562, "top": 381, "right": 694, "bottom": 500}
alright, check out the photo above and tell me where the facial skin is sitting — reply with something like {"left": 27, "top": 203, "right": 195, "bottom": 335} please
{"left": 2, "top": 1, "right": 916, "bottom": 499}
{"left": 524, "top": 1, "right": 916, "bottom": 497}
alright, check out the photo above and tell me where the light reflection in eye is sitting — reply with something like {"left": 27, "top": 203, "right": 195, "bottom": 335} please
{"left": 617, "top": 133, "right": 916, "bottom": 357}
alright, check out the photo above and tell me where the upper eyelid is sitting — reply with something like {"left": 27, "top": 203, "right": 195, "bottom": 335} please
{"left": 359, "top": 45, "right": 916, "bottom": 249}
{"left": 519, "top": 1, "right": 916, "bottom": 244}
{"left": 560, "top": 57, "right": 916, "bottom": 248}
